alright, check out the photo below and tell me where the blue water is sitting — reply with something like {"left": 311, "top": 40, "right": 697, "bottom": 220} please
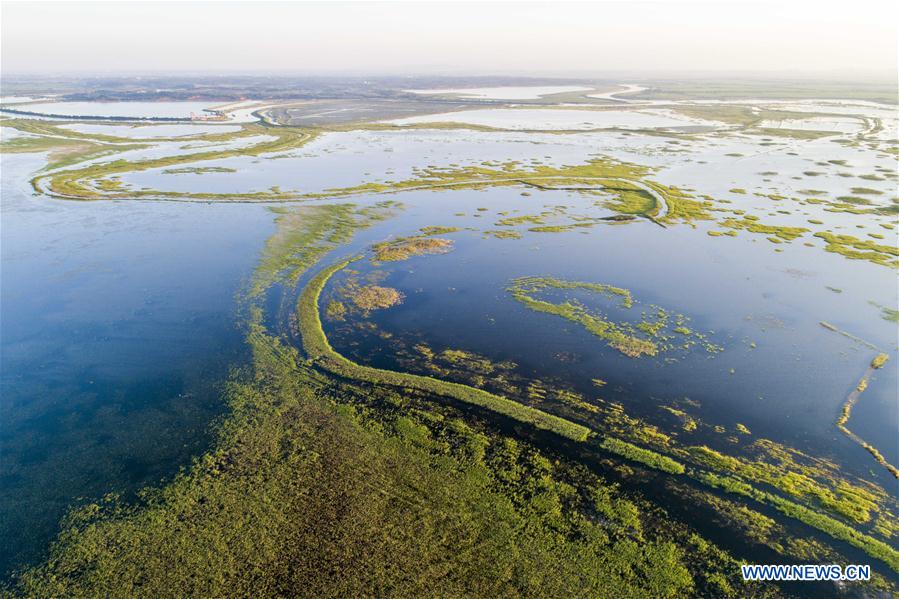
{"left": 0, "top": 153, "right": 276, "bottom": 577}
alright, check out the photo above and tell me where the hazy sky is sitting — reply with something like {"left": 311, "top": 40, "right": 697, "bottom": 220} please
{"left": 2, "top": 1, "right": 897, "bottom": 76}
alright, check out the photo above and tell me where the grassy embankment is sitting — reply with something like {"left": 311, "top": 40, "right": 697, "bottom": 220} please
{"left": 698, "top": 471, "right": 899, "bottom": 573}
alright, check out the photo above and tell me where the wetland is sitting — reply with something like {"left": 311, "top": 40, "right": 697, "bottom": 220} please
{"left": 1, "top": 77, "right": 897, "bottom": 597}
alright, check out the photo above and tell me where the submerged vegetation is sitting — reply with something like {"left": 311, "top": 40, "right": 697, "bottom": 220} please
{"left": 13, "top": 324, "right": 708, "bottom": 596}
{"left": 508, "top": 276, "right": 722, "bottom": 358}
{"left": 350, "top": 285, "right": 404, "bottom": 312}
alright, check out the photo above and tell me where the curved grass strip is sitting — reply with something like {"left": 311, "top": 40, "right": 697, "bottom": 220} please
{"left": 697, "top": 472, "right": 899, "bottom": 573}
{"left": 32, "top": 125, "right": 317, "bottom": 201}
{"left": 600, "top": 437, "right": 685, "bottom": 474}
{"left": 298, "top": 261, "right": 898, "bottom": 570}
{"left": 297, "top": 257, "right": 591, "bottom": 442}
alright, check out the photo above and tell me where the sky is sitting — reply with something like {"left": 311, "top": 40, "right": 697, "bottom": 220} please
{"left": 1, "top": 0, "right": 897, "bottom": 77}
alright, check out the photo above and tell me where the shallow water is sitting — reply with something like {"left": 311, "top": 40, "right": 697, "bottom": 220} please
{"left": 404, "top": 85, "right": 594, "bottom": 99}
{"left": 389, "top": 107, "right": 720, "bottom": 130}
{"left": 10, "top": 101, "right": 218, "bottom": 119}
{"left": 59, "top": 123, "right": 243, "bottom": 138}
{"left": 0, "top": 153, "right": 277, "bottom": 577}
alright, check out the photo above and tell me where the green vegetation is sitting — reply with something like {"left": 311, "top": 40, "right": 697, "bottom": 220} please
{"left": 0, "top": 131, "right": 146, "bottom": 171}
{"left": 752, "top": 128, "right": 835, "bottom": 140}
{"left": 508, "top": 277, "right": 722, "bottom": 358}
{"left": 508, "top": 277, "right": 655, "bottom": 358}
{"left": 32, "top": 124, "right": 317, "bottom": 201}
{"left": 600, "top": 438, "right": 685, "bottom": 474}
{"left": 872, "top": 353, "right": 890, "bottom": 369}
{"left": 12, "top": 326, "right": 703, "bottom": 596}
{"left": 851, "top": 187, "right": 884, "bottom": 195}
{"left": 325, "top": 300, "right": 346, "bottom": 320}
{"left": 697, "top": 472, "right": 899, "bottom": 572}
{"left": 813, "top": 232, "right": 899, "bottom": 268}
{"left": 685, "top": 444, "right": 882, "bottom": 523}
{"left": 249, "top": 203, "right": 396, "bottom": 298}
{"left": 719, "top": 218, "right": 808, "bottom": 241}
{"left": 372, "top": 236, "right": 454, "bottom": 262}
{"left": 827, "top": 350, "right": 898, "bottom": 479}
{"left": 162, "top": 166, "right": 237, "bottom": 174}
{"left": 350, "top": 285, "right": 404, "bottom": 312}
{"left": 418, "top": 226, "right": 461, "bottom": 235}
{"left": 483, "top": 229, "right": 522, "bottom": 239}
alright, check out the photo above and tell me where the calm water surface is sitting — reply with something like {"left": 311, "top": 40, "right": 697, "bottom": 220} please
{"left": 0, "top": 153, "right": 276, "bottom": 577}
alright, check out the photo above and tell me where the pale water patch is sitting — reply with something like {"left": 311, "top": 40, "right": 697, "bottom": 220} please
{"left": 11, "top": 101, "right": 219, "bottom": 119}
{"left": 757, "top": 117, "right": 864, "bottom": 134}
{"left": 0, "top": 127, "right": 38, "bottom": 141}
{"left": 59, "top": 123, "right": 243, "bottom": 138}
{"left": 587, "top": 84, "right": 647, "bottom": 102}
{"left": 0, "top": 96, "right": 54, "bottom": 105}
{"left": 388, "top": 107, "right": 721, "bottom": 130}
{"left": 404, "top": 86, "right": 593, "bottom": 100}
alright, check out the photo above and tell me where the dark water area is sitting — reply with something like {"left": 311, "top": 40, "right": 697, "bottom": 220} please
{"left": 0, "top": 154, "right": 276, "bottom": 578}
{"left": 324, "top": 188, "right": 899, "bottom": 489}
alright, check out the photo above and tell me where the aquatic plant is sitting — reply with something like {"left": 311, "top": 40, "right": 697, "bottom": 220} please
{"left": 325, "top": 300, "right": 347, "bottom": 321}
{"left": 813, "top": 232, "right": 899, "bottom": 268}
{"left": 719, "top": 218, "right": 808, "bottom": 241}
{"left": 599, "top": 437, "right": 685, "bottom": 474}
{"left": 507, "top": 277, "right": 721, "bottom": 358}
{"left": 483, "top": 229, "right": 522, "bottom": 239}
{"left": 371, "top": 236, "right": 453, "bottom": 262}
{"left": 249, "top": 203, "right": 397, "bottom": 298}
{"left": 162, "top": 166, "right": 237, "bottom": 174}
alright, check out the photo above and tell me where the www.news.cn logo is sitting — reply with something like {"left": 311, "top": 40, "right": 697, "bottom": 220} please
{"left": 742, "top": 564, "right": 870, "bottom": 581}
